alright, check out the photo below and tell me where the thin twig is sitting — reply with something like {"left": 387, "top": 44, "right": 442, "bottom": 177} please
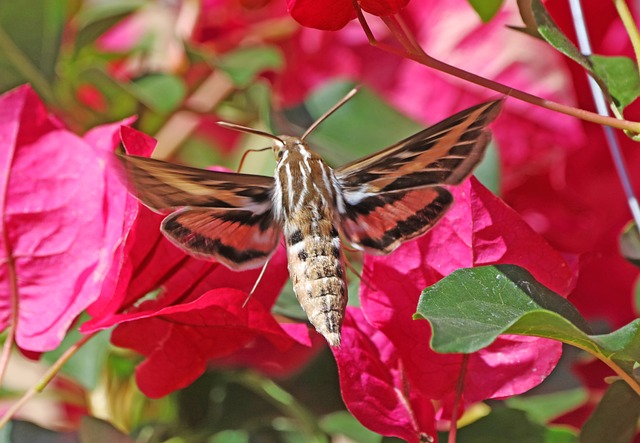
{"left": 0, "top": 332, "right": 96, "bottom": 429}
{"left": 0, "top": 229, "right": 20, "bottom": 386}
{"left": 230, "top": 371, "right": 328, "bottom": 442}
{"left": 613, "top": 0, "right": 640, "bottom": 74}
{"left": 353, "top": 8, "right": 640, "bottom": 134}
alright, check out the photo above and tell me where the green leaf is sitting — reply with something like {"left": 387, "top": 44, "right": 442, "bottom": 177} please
{"left": 590, "top": 55, "right": 640, "bottom": 109}
{"left": 74, "top": 1, "right": 144, "bottom": 51}
{"left": 301, "top": 81, "right": 501, "bottom": 194}
{"left": 209, "top": 430, "right": 249, "bottom": 443}
{"left": 580, "top": 381, "right": 640, "bottom": 443}
{"left": 416, "top": 265, "right": 640, "bottom": 377}
{"left": 505, "top": 388, "right": 587, "bottom": 424}
{"left": 42, "top": 315, "right": 112, "bottom": 389}
{"left": 273, "top": 279, "right": 309, "bottom": 322}
{"left": 415, "top": 265, "right": 590, "bottom": 354}
{"left": 544, "top": 427, "right": 577, "bottom": 443}
{"left": 634, "top": 277, "right": 640, "bottom": 314}
{"left": 10, "top": 420, "right": 77, "bottom": 443}
{"left": 467, "top": 0, "right": 504, "bottom": 22}
{"left": 528, "top": 0, "right": 639, "bottom": 109}
{"left": 442, "top": 408, "right": 547, "bottom": 443}
{"left": 319, "top": 411, "right": 382, "bottom": 443}
{"left": 218, "top": 46, "right": 283, "bottom": 87}
{"left": 0, "top": 0, "right": 65, "bottom": 99}
{"left": 130, "top": 74, "right": 187, "bottom": 113}
{"left": 620, "top": 221, "right": 640, "bottom": 269}
{"left": 300, "top": 81, "right": 423, "bottom": 167}
{"left": 79, "top": 416, "right": 134, "bottom": 443}
{"left": 0, "top": 422, "right": 9, "bottom": 443}
{"left": 473, "top": 140, "right": 501, "bottom": 195}
{"left": 530, "top": 0, "right": 591, "bottom": 72}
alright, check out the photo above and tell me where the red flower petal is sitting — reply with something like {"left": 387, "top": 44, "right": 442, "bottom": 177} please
{"left": 287, "top": 0, "right": 357, "bottom": 31}
{"left": 111, "top": 289, "right": 304, "bottom": 398}
{"left": 360, "top": 0, "right": 409, "bottom": 16}
{"left": 287, "top": 0, "right": 409, "bottom": 31}
{"left": 333, "top": 308, "right": 436, "bottom": 443}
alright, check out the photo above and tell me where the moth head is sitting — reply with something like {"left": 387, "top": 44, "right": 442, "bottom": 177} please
{"left": 216, "top": 87, "right": 359, "bottom": 158}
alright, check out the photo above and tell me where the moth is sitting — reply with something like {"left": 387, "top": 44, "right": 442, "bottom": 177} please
{"left": 120, "top": 89, "right": 502, "bottom": 347}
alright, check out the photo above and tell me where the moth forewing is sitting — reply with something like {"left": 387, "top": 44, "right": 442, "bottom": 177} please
{"left": 119, "top": 93, "right": 503, "bottom": 348}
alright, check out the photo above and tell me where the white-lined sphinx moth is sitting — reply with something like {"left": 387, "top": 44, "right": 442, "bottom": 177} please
{"left": 120, "top": 91, "right": 502, "bottom": 347}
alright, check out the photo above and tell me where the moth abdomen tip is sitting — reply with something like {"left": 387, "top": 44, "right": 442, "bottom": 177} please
{"left": 325, "top": 332, "right": 342, "bottom": 348}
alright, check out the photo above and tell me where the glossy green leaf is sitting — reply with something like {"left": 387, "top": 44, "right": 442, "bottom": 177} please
{"left": 416, "top": 265, "right": 640, "bottom": 376}
{"left": 620, "top": 222, "right": 640, "bottom": 269}
{"left": 218, "top": 46, "right": 283, "bottom": 87}
{"left": 468, "top": 0, "right": 504, "bottom": 22}
{"left": 580, "top": 381, "right": 640, "bottom": 443}
{"left": 590, "top": 55, "right": 640, "bottom": 109}
{"left": 415, "top": 265, "right": 590, "bottom": 354}
{"left": 130, "top": 74, "right": 186, "bottom": 113}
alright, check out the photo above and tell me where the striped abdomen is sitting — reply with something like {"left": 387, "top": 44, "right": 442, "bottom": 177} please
{"left": 274, "top": 136, "right": 347, "bottom": 347}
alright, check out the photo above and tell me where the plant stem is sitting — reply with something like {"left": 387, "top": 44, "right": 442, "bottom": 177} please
{"left": 354, "top": 8, "right": 640, "bottom": 134}
{"left": 0, "top": 327, "right": 14, "bottom": 388}
{"left": 569, "top": 340, "right": 640, "bottom": 396}
{"left": 0, "top": 226, "right": 20, "bottom": 387}
{"left": 0, "top": 332, "right": 96, "bottom": 429}
{"left": 613, "top": 0, "right": 640, "bottom": 75}
{"left": 231, "top": 371, "right": 328, "bottom": 443}
{"left": 448, "top": 355, "right": 469, "bottom": 443}
{"left": 600, "top": 356, "right": 640, "bottom": 396}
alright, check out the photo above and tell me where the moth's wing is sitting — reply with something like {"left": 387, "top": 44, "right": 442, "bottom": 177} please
{"left": 119, "top": 154, "right": 275, "bottom": 214}
{"left": 162, "top": 208, "right": 282, "bottom": 270}
{"left": 335, "top": 100, "right": 502, "bottom": 194}
{"left": 338, "top": 187, "right": 452, "bottom": 255}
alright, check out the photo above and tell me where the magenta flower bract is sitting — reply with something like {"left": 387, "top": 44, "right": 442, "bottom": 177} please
{"left": 0, "top": 85, "right": 135, "bottom": 352}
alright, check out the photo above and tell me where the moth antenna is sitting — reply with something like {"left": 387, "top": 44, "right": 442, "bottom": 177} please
{"left": 217, "top": 122, "right": 285, "bottom": 149}
{"left": 237, "top": 146, "right": 272, "bottom": 173}
{"left": 301, "top": 87, "right": 360, "bottom": 141}
{"left": 243, "top": 257, "right": 272, "bottom": 308}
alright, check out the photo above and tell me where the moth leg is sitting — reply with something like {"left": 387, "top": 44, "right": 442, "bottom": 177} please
{"left": 242, "top": 256, "right": 273, "bottom": 307}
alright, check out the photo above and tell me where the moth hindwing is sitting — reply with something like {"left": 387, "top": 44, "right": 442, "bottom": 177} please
{"left": 120, "top": 93, "right": 503, "bottom": 346}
